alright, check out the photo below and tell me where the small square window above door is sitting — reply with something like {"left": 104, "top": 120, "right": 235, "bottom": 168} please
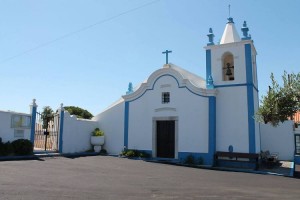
{"left": 162, "top": 92, "right": 170, "bottom": 104}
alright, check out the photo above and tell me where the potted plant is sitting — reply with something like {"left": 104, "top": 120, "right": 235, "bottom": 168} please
{"left": 91, "top": 128, "right": 105, "bottom": 152}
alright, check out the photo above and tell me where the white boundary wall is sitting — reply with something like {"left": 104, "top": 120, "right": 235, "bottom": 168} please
{"left": 93, "top": 99, "right": 125, "bottom": 155}
{"left": 260, "top": 121, "right": 294, "bottom": 161}
{"left": 0, "top": 111, "right": 31, "bottom": 142}
{"left": 62, "top": 111, "right": 98, "bottom": 153}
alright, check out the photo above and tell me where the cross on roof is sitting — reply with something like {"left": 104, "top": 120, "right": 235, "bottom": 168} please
{"left": 162, "top": 50, "right": 172, "bottom": 64}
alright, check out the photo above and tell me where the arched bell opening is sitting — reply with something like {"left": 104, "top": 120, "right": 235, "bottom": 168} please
{"left": 222, "top": 52, "right": 235, "bottom": 81}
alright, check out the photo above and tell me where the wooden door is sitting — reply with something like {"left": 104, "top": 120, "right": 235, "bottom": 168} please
{"left": 156, "top": 121, "right": 175, "bottom": 158}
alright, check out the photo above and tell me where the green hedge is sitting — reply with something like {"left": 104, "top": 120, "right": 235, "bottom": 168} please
{"left": 0, "top": 138, "right": 33, "bottom": 156}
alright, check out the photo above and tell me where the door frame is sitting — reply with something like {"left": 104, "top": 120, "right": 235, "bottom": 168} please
{"left": 152, "top": 116, "right": 178, "bottom": 159}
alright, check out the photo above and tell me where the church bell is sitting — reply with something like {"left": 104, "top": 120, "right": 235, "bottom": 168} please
{"left": 226, "top": 63, "right": 233, "bottom": 76}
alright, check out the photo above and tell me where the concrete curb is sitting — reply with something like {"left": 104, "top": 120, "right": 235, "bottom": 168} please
{"left": 146, "top": 159, "right": 295, "bottom": 178}
{"left": 0, "top": 152, "right": 104, "bottom": 161}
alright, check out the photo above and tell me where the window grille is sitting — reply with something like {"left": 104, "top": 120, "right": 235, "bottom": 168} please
{"left": 162, "top": 92, "right": 170, "bottom": 104}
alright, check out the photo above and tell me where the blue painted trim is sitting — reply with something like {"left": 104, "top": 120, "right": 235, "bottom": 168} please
{"left": 208, "top": 96, "right": 216, "bottom": 165}
{"left": 124, "top": 101, "right": 129, "bottom": 148}
{"left": 206, "top": 50, "right": 212, "bottom": 84}
{"left": 128, "top": 74, "right": 211, "bottom": 103}
{"left": 242, "top": 37, "right": 251, "bottom": 40}
{"left": 245, "top": 43, "right": 256, "bottom": 153}
{"left": 59, "top": 110, "right": 64, "bottom": 153}
{"left": 178, "top": 152, "right": 212, "bottom": 165}
{"left": 294, "top": 155, "right": 300, "bottom": 164}
{"left": 214, "top": 83, "right": 258, "bottom": 92}
{"left": 30, "top": 106, "right": 37, "bottom": 144}
{"left": 245, "top": 44, "right": 253, "bottom": 85}
{"left": 140, "top": 150, "right": 152, "bottom": 155}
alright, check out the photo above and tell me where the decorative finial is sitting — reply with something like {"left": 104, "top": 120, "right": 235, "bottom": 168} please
{"left": 241, "top": 20, "right": 251, "bottom": 40}
{"left": 126, "top": 82, "right": 133, "bottom": 94}
{"left": 32, "top": 99, "right": 37, "bottom": 106}
{"left": 60, "top": 103, "right": 64, "bottom": 111}
{"left": 228, "top": 4, "right": 231, "bottom": 17}
{"left": 227, "top": 17, "right": 234, "bottom": 23}
{"left": 207, "top": 28, "right": 215, "bottom": 46}
{"left": 207, "top": 75, "right": 214, "bottom": 89}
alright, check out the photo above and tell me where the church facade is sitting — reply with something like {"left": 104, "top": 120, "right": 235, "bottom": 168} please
{"left": 94, "top": 17, "right": 261, "bottom": 165}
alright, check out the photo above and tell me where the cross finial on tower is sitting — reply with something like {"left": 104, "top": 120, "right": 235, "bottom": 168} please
{"left": 227, "top": 4, "right": 234, "bottom": 23}
{"left": 162, "top": 50, "right": 172, "bottom": 64}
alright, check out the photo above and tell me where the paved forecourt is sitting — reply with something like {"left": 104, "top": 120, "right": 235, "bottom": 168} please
{"left": 0, "top": 156, "right": 299, "bottom": 200}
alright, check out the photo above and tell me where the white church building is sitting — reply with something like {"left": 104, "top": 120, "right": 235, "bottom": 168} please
{"left": 1, "top": 16, "right": 297, "bottom": 166}
{"left": 94, "top": 17, "right": 261, "bottom": 165}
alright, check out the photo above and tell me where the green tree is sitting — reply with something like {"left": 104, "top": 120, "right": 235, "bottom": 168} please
{"left": 257, "top": 71, "right": 300, "bottom": 126}
{"left": 64, "top": 106, "right": 93, "bottom": 119}
{"left": 41, "top": 106, "right": 54, "bottom": 129}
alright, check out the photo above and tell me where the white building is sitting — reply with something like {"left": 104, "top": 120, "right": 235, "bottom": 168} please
{"left": 94, "top": 17, "right": 261, "bottom": 165}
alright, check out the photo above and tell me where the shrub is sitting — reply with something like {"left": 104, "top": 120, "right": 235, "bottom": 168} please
{"left": 197, "top": 157, "right": 204, "bottom": 165}
{"left": 0, "top": 141, "right": 14, "bottom": 156}
{"left": 125, "top": 149, "right": 138, "bottom": 157}
{"left": 120, "top": 149, "right": 151, "bottom": 158}
{"left": 11, "top": 139, "right": 33, "bottom": 156}
{"left": 100, "top": 149, "right": 107, "bottom": 155}
{"left": 184, "top": 154, "right": 195, "bottom": 165}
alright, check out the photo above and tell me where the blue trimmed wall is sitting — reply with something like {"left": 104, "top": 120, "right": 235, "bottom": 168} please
{"left": 30, "top": 105, "right": 37, "bottom": 144}
{"left": 124, "top": 101, "right": 129, "bottom": 148}
{"left": 208, "top": 96, "right": 216, "bottom": 165}
{"left": 245, "top": 43, "right": 256, "bottom": 153}
{"left": 59, "top": 109, "right": 64, "bottom": 153}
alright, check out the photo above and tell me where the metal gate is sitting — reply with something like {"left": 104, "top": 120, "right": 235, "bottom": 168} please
{"left": 34, "top": 112, "right": 60, "bottom": 151}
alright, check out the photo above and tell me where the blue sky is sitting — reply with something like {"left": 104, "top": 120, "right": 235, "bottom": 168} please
{"left": 0, "top": 0, "right": 299, "bottom": 115}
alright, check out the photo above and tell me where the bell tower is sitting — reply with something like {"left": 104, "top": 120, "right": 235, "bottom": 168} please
{"left": 205, "top": 17, "right": 260, "bottom": 154}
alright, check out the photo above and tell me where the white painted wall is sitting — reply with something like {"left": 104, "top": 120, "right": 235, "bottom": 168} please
{"left": 62, "top": 111, "right": 98, "bottom": 153}
{"left": 0, "top": 111, "right": 31, "bottom": 142}
{"left": 93, "top": 99, "right": 125, "bottom": 155}
{"left": 128, "top": 75, "right": 210, "bottom": 156}
{"left": 260, "top": 121, "right": 294, "bottom": 161}
{"left": 216, "top": 86, "right": 250, "bottom": 153}
{"left": 253, "top": 88, "right": 261, "bottom": 153}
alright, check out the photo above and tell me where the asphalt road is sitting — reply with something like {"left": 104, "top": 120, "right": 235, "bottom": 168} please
{"left": 0, "top": 156, "right": 299, "bottom": 200}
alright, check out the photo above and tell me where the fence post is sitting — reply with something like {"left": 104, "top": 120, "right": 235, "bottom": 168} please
{"left": 30, "top": 99, "right": 37, "bottom": 144}
{"left": 59, "top": 103, "right": 64, "bottom": 153}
